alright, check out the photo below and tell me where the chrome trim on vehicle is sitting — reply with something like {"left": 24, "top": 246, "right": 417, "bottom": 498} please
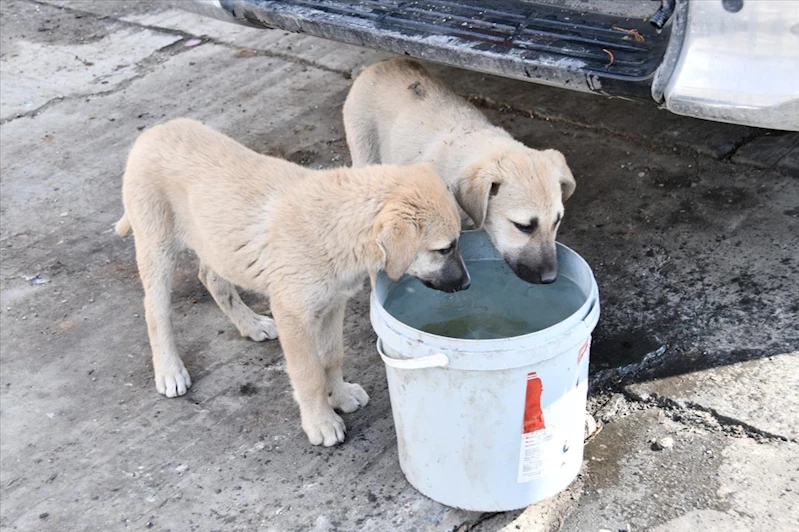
{"left": 662, "top": 0, "right": 799, "bottom": 131}
{"left": 652, "top": 0, "right": 688, "bottom": 104}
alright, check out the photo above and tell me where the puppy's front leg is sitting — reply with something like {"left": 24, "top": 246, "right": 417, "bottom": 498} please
{"left": 271, "top": 297, "right": 346, "bottom": 447}
{"left": 321, "top": 301, "right": 369, "bottom": 414}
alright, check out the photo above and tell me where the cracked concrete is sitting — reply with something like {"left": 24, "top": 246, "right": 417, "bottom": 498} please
{"left": 0, "top": 0, "right": 182, "bottom": 121}
{"left": 560, "top": 410, "right": 799, "bottom": 532}
{"left": 627, "top": 351, "right": 799, "bottom": 443}
{"left": 123, "top": 7, "right": 390, "bottom": 76}
{"left": 1, "top": 1, "right": 798, "bottom": 531}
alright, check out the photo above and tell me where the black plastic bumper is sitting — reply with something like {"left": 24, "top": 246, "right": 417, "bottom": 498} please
{"left": 183, "top": 0, "right": 672, "bottom": 99}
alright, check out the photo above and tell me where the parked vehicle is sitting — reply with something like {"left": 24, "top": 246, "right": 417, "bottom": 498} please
{"left": 173, "top": 0, "right": 799, "bottom": 131}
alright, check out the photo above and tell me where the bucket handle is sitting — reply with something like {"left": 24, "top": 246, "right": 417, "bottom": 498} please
{"left": 376, "top": 339, "right": 449, "bottom": 369}
{"left": 581, "top": 298, "right": 600, "bottom": 334}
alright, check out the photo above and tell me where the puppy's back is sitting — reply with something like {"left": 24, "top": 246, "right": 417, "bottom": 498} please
{"left": 345, "top": 59, "right": 490, "bottom": 166}
{"left": 120, "top": 119, "right": 309, "bottom": 262}
{"left": 123, "top": 119, "right": 306, "bottom": 199}
{"left": 126, "top": 119, "right": 266, "bottom": 185}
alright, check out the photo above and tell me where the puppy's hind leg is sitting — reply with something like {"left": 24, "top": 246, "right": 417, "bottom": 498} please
{"left": 320, "top": 300, "right": 369, "bottom": 414}
{"left": 134, "top": 231, "right": 191, "bottom": 397}
{"left": 198, "top": 262, "right": 278, "bottom": 342}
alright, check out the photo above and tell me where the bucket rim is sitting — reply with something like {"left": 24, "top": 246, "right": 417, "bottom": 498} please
{"left": 371, "top": 238, "right": 599, "bottom": 353}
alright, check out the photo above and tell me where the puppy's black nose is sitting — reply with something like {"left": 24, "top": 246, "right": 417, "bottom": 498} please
{"left": 514, "top": 263, "right": 542, "bottom": 284}
{"left": 460, "top": 276, "right": 471, "bottom": 290}
{"left": 513, "top": 263, "right": 558, "bottom": 285}
{"left": 540, "top": 271, "right": 557, "bottom": 284}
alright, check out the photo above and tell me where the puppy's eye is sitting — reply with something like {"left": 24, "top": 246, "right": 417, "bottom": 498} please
{"left": 513, "top": 218, "right": 538, "bottom": 234}
{"left": 435, "top": 241, "right": 456, "bottom": 255}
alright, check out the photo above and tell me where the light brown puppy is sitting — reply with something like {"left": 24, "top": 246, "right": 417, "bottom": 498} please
{"left": 343, "top": 58, "right": 576, "bottom": 284}
{"left": 116, "top": 118, "right": 468, "bottom": 446}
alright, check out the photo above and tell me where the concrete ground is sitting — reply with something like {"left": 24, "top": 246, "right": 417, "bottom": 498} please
{"left": 1, "top": 1, "right": 797, "bottom": 530}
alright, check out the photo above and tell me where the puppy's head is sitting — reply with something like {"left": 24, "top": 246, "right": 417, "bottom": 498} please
{"left": 457, "top": 149, "right": 575, "bottom": 284}
{"left": 375, "top": 165, "right": 470, "bottom": 293}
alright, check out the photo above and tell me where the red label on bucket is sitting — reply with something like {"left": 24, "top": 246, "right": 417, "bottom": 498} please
{"left": 578, "top": 336, "right": 590, "bottom": 364}
{"left": 522, "top": 372, "right": 545, "bottom": 433}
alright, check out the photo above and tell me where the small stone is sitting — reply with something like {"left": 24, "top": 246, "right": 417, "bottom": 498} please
{"left": 175, "top": 464, "right": 189, "bottom": 473}
{"left": 39, "top": 512, "right": 49, "bottom": 519}
{"left": 584, "top": 414, "right": 598, "bottom": 441}
{"left": 596, "top": 393, "right": 626, "bottom": 422}
{"left": 653, "top": 436, "right": 675, "bottom": 450}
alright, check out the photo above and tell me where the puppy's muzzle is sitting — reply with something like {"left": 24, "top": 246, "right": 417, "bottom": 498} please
{"left": 421, "top": 252, "right": 471, "bottom": 293}
{"left": 505, "top": 242, "right": 559, "bottom": 284}
{"left": 508, "top": 256, "right": 558, "bottom": 285}
{"left": 513, "top": 264, "right": 557, "bottom": 284}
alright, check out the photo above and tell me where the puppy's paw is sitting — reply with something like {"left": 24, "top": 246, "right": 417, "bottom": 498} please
{"left": 155, "top": 361, "right": 191, "bottom": 398}
{"left": 303, "top": 409, "right": 346, "bottom": 447}
{"left": 239, "top": 314, "right": 278, "bottom": 342}
{"left": 329, "top": 382, "right": 369, "bottom": 414}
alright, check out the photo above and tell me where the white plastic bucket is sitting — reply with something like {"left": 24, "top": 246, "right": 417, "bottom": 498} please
{"left": 370, "top": 231, "right": 600, "bottom": 511}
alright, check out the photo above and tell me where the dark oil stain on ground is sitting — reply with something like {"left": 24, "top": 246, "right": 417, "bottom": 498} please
{"left": 286, "top": 149, "right": 318, "bottom": 166}
{"left": 589, "top": 328, "right": 661, "bottom": 374}
{"left": 239, "top": 383, "right": 259, "bottom": 396}
{"left": 702, "top": 185, "right": 757, "bottom": 209}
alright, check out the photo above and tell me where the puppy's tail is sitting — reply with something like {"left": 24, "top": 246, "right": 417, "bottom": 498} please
{"left": 115, "top": 213, "right": 132, "bottom": 237}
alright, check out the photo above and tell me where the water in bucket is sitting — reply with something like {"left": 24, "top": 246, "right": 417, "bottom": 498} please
{"left": 383, "top": 259, "right": 586, "bottom": 340}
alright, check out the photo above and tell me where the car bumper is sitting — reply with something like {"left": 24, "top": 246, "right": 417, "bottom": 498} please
{"left": 656, "top": 0, "right": 799, "bottom": 131}
{"left": 171, "top": 0, "right": 799, "bottom": 131}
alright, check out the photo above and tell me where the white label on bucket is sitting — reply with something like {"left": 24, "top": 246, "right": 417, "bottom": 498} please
{"left": 518, "top": 372, "right": 558, "bottom": 482}
{"left": 517, "top": 369, "right": 587, "bottom": 483}
{"left": 517, "top": 340, "right": 591, "bottom": 483}
{"left": 518, "top": 430, "right": 558, "bottom": 482}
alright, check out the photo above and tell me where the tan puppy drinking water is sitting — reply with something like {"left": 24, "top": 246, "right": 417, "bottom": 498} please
{"left": 116, "top": 118, "right": 468, "bottom": 446}
{"left": 344, "top": 58, "right": 576, "bottom": 284}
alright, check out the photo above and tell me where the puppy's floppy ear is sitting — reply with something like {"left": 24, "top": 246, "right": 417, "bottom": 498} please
{"left": 544, "top": 149, "right": 576, "bottom": 202}
{"left": 456, "top": 161, "right": 498, "bottom": 229}
{"left": 376, "top": 214, "right": 420, "bottom": 280}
